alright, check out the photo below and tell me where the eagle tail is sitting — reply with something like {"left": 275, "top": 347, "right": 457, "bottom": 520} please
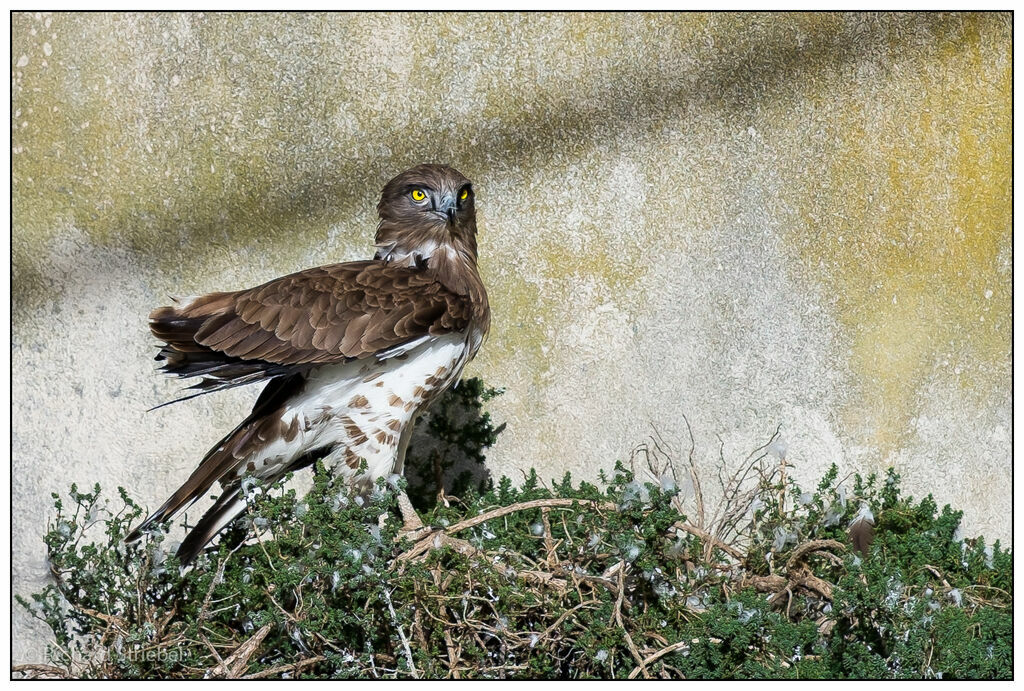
{"left": 126, "top": 375, "right": 305, "bottom": 548}
{"left": 124, "top": 418, "right": 251, "bottom": 544}
{"left": 176, "top": 489, "right": 247, "bottom": 565}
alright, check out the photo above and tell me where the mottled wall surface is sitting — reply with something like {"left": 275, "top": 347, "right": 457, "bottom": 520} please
{"left": 12, "top": 12, "right": 1010, "bottom": 662}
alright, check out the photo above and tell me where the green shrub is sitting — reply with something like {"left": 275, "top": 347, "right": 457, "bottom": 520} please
{"left": 14, "top": 386, "right": 1011, "bottom": 680}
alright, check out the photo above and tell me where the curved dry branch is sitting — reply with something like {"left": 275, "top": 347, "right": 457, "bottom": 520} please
{"left": 396, "top": 498, "right": 614, "bottom": 562}
{"left": 670, "top": 521, "right": 745, "bottom": 562}
{"left": 12, "top": 664, "right": 73, "bottom": 680}
{"left": 627, "top": 641, "right": 691, "bottom": 679}
{"left": 785, "top": 539, "right": 846, "bottom": 571}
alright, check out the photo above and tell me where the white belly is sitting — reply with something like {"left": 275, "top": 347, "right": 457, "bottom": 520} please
{"left": 244, "top": 332, "right": 472, "bottom": 487}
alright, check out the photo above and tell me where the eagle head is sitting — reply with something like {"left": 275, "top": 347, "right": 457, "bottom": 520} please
{"left": 374, "top": 163, "right": 478, "bottom": 266}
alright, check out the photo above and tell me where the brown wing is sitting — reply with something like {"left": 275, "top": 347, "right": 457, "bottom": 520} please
{"left": 151, "top": 261, "right": 474, "bottom": 368}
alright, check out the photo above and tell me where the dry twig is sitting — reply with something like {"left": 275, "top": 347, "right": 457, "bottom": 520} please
{"left": 12, "top": 664, "right": 73, "bottom": 680}
{"left": 206, "top": 623, "right": 272, "bottom": 679}
{"left": 242, "top": 656, "right": 326, "bottom": 679}
{"left": 628, "top": 641, "right": 691, "bottom": 679}
{"left": 383, "top": 586, "right": 419, "bottom": 679}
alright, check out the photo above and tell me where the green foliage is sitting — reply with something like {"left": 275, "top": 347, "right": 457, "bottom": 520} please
{"left": 403, "top": 377, "right": 504, "bottom": 512}
{"left": 15, "top": 391, "right": 1011, "bottom": 680}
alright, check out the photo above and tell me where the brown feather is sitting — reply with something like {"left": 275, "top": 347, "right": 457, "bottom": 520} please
{"left": 338, "top": 312, "right": 372, "bottom": 354}
{"left": 848, "top": 516, "right": 875, "bottom": 557}
{"left": 256, "top": 302, "right": 283, "bottom": 330}
{"left": 201, "top": 320, "right": 256, "bottom": 351}
{"left": 179, "top": 292, "right": 235, "bottom": 317}
{"left": 175, "top": 490, "right": 244, "bottom": 564}
{"left": 273, "top": 305, "right": 302, "bottom": 341}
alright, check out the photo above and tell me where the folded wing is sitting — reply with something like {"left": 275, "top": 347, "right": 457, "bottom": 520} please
{"left": 149, "top": 261, "right": 474, "bottom": 403}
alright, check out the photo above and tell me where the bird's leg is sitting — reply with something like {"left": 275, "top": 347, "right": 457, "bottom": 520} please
{"left": 392, "top": 413, "right": 432, "bottom": 540}
{"left": 396, "top": 492, "right": 433, "bottom": 542}
{"left": 382, "top": 491, "right": 430, "bottom": 541}
{"left": 431, "top": 450, "right": 451, "bottom": 508}
{"left": 397, "top": 490, "right": 425, "bottom": 532}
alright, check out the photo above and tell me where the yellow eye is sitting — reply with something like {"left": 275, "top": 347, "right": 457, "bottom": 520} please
{"left": 460, "top": 188, "right": 469, "bottom": 201}
{"left": 411, "top": 189, "right": 426, "bottom": 201}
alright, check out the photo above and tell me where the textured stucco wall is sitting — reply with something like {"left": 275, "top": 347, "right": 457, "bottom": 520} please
{"left": 12, "top": 12, "right": 1011, "bottom": 663}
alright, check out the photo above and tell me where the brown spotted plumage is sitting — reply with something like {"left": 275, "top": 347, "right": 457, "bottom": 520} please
{"left": 128, "top": 164, "right": 489, "bottom": 564}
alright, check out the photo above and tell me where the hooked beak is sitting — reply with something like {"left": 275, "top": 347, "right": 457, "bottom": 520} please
{"left": 437, "top": 195, "right": 457, "bottom": 224}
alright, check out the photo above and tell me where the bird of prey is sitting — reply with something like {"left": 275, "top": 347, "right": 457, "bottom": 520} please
{"left": 127, "top": 164, "right": 490, "bottom": 564}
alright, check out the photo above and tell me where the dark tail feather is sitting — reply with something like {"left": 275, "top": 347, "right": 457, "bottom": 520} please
{"left": 127, "top": 374, "right": 306, "bottom": 546}
{"left": 124, "top": 418, "right": 250, "bottom": 543}
{"left": 176, "top": 489, "right": 247, "bottom": 565}
{"left": 148, "top": 302, "right": 303, "bottom": 409}
{"left": 174, "top": 446, "right": 332, "bottom": 564}
{"left": 146, "top": 370, "right": 289, "bottom": 412}
{"left": 149, "top": 345, "right": 300, "bottom": 410}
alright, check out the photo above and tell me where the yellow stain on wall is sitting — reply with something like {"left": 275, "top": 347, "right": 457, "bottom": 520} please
{"left": 794, "top": 15, "right": 1010, "bottom": 455}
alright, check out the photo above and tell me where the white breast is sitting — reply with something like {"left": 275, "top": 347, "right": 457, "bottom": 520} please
{"left": 246, "top": 332, "right": 473, "bottom": 486}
